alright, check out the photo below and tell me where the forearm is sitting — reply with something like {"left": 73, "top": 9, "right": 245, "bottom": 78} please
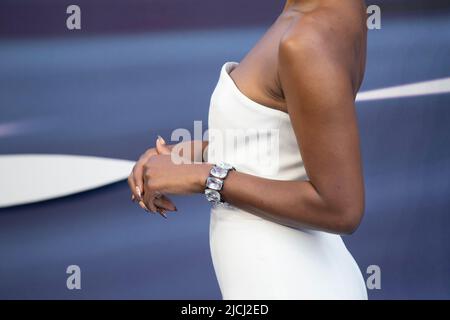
{"left": 219, "top": 170, "right": 359, "bottom": 234}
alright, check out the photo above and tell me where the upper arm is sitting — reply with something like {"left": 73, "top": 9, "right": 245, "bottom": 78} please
{"left": 278, "top": 25, "right": 365, "bottom": 218}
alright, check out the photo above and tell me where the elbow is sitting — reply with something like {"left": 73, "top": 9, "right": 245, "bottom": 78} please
{"left": 333, "top": 206, "right": 364, "bottom": 235}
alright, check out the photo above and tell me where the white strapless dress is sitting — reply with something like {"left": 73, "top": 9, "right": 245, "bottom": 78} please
{"left": 207, "top": 62, "right": 368, "bottom": 300}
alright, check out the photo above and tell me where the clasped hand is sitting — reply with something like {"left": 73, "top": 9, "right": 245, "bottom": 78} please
{"left": 128, "top": 136, "right": 210, "bottom": 218}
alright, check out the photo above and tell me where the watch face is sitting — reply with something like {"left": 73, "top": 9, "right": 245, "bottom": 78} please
{"left": 206, "top": 177, "right": 223, "bottom": 191}
{"left": 205, "top": 189, "right": 221, "bottom": 203}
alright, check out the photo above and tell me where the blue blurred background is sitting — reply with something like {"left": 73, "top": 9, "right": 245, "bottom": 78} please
{"left": 0, "top": 0, "right": 449, "bottom": 299}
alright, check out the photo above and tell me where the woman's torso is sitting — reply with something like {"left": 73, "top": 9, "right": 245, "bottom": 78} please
{"left": 206, "top": 1, "right": 368, "bottom": 299}
{"left": 207, "top": 59, "right": 368, "bottom": 298}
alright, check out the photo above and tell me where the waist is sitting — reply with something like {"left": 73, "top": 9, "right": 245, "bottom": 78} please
{"left": 210, "top": 204, "right": 344, "bottom": 247}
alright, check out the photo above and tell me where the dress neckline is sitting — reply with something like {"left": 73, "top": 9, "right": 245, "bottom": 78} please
{"left": 221, "top": 62, "right": 290, "bottom": 119}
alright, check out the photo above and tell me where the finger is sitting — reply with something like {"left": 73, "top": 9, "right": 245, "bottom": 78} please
{"left": 138, "top": 200, "right": 152, "bottom": 213}
{"left": 156, "top": 135, "right": 171, "bottom": 155}
{"left": 142, "top": 187, "right": 167, "bottom": 217}
{"left": 135, "top": 186, "right": 143, "bottom": 201}
{"left": 153, "top": 195, "right": 177, "bottom": 211}
{"left": 146, "top": 200, "right": 158, "bottom": 213}
{"left": 128, "top": 173, "right": 139, "bottom": 200}
{"left": 129, "top": 165, "right": 144, "bottom": 201}
{"left": 142, "top": 192, "right": 158, "bottom": 213}
{"left": 156, "top": 207, "right": 168, "bottom": 219}
{"left": 142, "top": 176, "right": 157, "bottom": 212}
{"left": 132, "top": 149, "right": 158, "bottom": 200}
{"left": 132, "top": 163, "right": 145, "bottom": 200}
{"left": 131, "top": 194, "right": 140, "bottom": 203}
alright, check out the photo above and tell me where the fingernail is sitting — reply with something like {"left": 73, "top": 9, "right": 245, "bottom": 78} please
{"left": 174, "top": 206, "right": 178, "bottom": 211}
{"left": 131, "top": 194, "right": 135, "bottom": 201}
{"left": 157, "top": 135, "right": 166, "bottom": 144}
{"left": 159, "top": 211, "right": 167, "bottom": 219}
{"left": 135, "top": 186, "right": 142, "bottom": 199}
{"left": 139, "top": 201, "right": 149, "bottom": 212}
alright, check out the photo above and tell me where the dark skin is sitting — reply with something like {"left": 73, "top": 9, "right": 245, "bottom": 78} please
{"left": 128, "top": 0, "right": 367, "bottom": 234}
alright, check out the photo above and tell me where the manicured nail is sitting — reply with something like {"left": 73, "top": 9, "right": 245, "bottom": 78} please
{"left": 131, "top": 194, "right": 135, "bottom": 201}
{"left": 139, "top": 201, "right": 150, "bottom": 212}
{"left": 135, "top": 186, "right": 142, "bottom": 199}
{"left": 158, "top": 210, "right": 167, "bottom": 219}
{"left": 157, "top": 135, "right": 166, "bottom": 144}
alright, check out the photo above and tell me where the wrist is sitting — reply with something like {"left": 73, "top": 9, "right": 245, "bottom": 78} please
{"left": 202, "top": 162, "right": 236, "bottom": 205}
{"left": 194, "top": 163, "right": 213, "bottom": 193}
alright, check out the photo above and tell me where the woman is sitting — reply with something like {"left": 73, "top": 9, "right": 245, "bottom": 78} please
{"left": 128, "top": 0, "right": 368, "bottom": 299}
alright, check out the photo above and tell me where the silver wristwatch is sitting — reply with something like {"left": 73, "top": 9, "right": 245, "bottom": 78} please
{"left": 204, "top": 162, "right": 235, "bottom": 205}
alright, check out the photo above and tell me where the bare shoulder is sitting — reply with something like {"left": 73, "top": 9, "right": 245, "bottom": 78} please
{"left": 278, "top": 5, "right": 367, "bottom": 96}
{"left": 278, "top": 6, "right": 366, "bottom": 71}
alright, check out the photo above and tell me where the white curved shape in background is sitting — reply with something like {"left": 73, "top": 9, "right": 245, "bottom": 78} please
{"left": 356, "top": 77, "right": 450, "bottom": 101}
{"left": 0, "top": 154, "right": 134, "bottom": 208}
